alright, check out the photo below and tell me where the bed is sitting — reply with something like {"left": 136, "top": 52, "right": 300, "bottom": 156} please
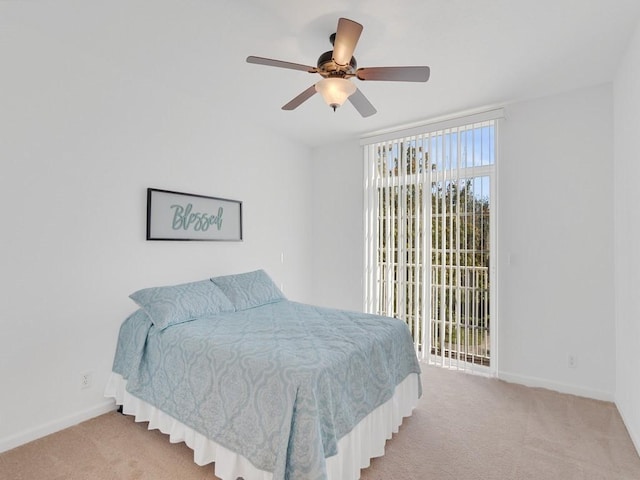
{"left": 104, "top": 270, "right": 421, "bottom": 480}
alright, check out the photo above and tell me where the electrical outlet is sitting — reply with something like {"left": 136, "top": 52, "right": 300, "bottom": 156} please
{"left": 80, "top": 371, "right": 93, "bottom": 390}
{"left": 567, "top": 354, "right": 577, "bottom": 369}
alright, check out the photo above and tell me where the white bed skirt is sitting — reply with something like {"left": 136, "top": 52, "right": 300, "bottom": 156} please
{"left": 104, "top": 372, "right": 420, "bottom": 480}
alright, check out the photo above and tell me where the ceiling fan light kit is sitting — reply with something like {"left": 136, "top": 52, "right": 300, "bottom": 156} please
{"left": 315, "top": 78, "right": 356, "bottom": 111}
{"left": 247, "top": 17, "right": 430, "bottom": 117}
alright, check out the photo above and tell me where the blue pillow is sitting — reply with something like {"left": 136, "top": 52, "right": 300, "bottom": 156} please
{"left": 211, "top": 269, "right": 285, "bottom": 311}
{"left": 129, "top": 279, "right": 235, "bottom": 330}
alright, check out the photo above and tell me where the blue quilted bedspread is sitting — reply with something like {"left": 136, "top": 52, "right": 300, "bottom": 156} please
{"left": 112, "top": 300, "right": 421, "bottom": 480}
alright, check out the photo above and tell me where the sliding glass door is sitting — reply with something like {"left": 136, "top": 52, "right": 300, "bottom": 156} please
{"left": 363, "top": 114, "right": 498, "bottom": 372}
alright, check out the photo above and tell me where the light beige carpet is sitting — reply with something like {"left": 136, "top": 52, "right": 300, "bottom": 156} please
{"left": 2, "top": 365, "right": 639, "bottom": 480}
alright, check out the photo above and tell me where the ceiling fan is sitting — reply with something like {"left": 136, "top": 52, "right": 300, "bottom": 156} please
{"left": 246, "top": 17, "right": 430, "bottom": 117}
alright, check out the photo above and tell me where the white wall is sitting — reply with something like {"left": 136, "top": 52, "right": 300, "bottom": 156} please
{"left": 498, "top": 84, "right": 615, "bottom": 400}
{"left": 312, "top": 84, "right": 616, "bottom": 401}
{"left": 614, "top": 17, "right": 640, "bottom": 454}
{"left": 311, "top": 140, "right": 364, "bottom": 312}
{"left": 0, "top": 11, "right": 313, "bottom": 452}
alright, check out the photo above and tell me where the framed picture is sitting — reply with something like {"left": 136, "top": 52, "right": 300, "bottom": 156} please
{"left": 146, "top": 188, "right": 243, "bottom": 241}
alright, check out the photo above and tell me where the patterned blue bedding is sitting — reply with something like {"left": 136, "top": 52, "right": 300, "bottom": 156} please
{"left": 112, "top": 300, "right": 421, "bottom": 480}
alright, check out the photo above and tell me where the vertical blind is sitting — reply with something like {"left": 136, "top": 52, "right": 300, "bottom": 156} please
{"left": 362, "top": 109, "right": 501, "bottom": 370}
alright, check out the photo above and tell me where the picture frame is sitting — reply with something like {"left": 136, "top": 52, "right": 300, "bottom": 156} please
{"left": 146, "top": 188, "right": 243, "bottom": 241}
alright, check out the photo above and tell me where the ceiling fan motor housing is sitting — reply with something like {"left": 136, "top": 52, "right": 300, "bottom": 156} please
{"left": 317, "top": 49, "right": 357, "bottom": 77}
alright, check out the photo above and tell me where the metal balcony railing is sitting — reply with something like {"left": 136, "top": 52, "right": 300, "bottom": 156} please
{"left": 377, "top": 263, "right": 490, "bottom": 366}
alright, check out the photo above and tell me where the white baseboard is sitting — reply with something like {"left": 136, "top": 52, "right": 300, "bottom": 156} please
{"left": 616, "top": 401, "right": 640, "bottom": 458}
{"left": 498, "top": 370, "right": 614, "bottom": 402}
{"left": 0, "top": 400, "right": 116, "bottom": 454}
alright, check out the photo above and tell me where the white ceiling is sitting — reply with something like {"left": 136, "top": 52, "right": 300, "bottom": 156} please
{"left": 4, "top": 0, "right": 640, "bottom": 148}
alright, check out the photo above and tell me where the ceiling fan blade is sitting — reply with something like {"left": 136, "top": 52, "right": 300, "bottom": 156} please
{"left": 356, "top": 66, "right": 431, "bottom": 82}
{"left": 246, "top": 56, "right": 316, "bottom": 73}
{"left": 282, "top": 85, "right": 317, "bottom": 110}
{"left": 332, "top": 18, "right": 363, "bottom": 66}
{"left": 348, "top": 88, "right": 377, "bottom": 118}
